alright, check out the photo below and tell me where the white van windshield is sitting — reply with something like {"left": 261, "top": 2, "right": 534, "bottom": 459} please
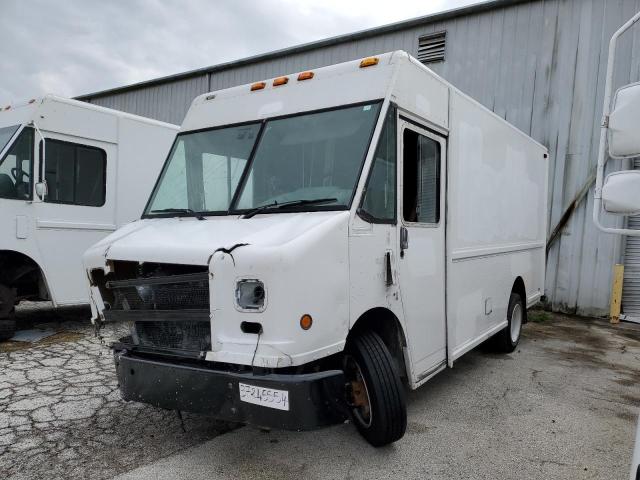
{"left": 145, "top": 123, "right": 261, "bottom": 215}
{"left": 144, "top": 102, "right": 381, "bottom": 217}
{"left": 0, "top": 124, "right": 20, "bottom": 153}
{"left": 234, "top": 102, "right": 381, "bottom": 212}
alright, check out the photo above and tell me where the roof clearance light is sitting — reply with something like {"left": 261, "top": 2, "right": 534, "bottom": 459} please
{"left": 273, "top": 76, "right": 289, "bottom": 86}
{"left": 297, "top": 71, "right": 314, "bottom": 81}
{"left": 359, "top": 57, "right": 379, "bottom": 68}
{"left": 251, "top": 82, "right": 266, "bottom": 91}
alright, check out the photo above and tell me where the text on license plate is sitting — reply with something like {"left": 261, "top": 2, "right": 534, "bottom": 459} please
{"left": 238, "top": 383, "right": 289, "bottom": 411}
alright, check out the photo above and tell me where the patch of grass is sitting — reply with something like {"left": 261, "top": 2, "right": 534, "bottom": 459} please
{"left": 0, "top": 341, "right": 31, "bottom": 353}
{"left": 39, "top": 331, "right": 85, "bottom": 345}
{"left": 528, "top": 310, "right": 551, "bottom": 323}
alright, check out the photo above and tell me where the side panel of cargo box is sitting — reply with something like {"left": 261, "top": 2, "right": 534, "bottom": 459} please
{"left": 446, "top": 89, "right": 548, "bottom": 363}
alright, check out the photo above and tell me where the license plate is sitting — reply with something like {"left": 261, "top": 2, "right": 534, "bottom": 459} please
{"left": 238, "top": 382, "right": 289, "bottom": 411}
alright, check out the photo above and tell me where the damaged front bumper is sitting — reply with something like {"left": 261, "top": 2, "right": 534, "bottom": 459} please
{"left": 113, "top": 347, "right": 349, "bottom": 431}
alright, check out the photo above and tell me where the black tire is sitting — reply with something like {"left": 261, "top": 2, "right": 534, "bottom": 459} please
{"left": 345, "top": 330, "right": 407, "bottom": 447}
{"left": 492, "top": 292, "right": 524, "bottom": 353}
{"left": 0, "top": 284, "right": 17, "bottom": 342}
{"left": 0, "top": 318, "right": 16, "bottom": 342}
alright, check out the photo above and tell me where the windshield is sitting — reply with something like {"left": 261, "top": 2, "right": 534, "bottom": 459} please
{"left": 146, "top": 123, "right": 261, "bottom": 214}
{"left": 144, "top": 101, "right": 382, "bottom": 217}
{"left": 0, "top": 125, "right": 20, "bottom": 153}
{"left": 0, "top": 127, "right": 34, "bottom": 201}
{"left": 234, "top": 102, "right": 381, "bottom": 211}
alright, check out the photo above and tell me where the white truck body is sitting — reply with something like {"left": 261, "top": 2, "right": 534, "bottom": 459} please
{"left": 84, "top": 52, "right": 548, "bottom": 443}
{"left": 0, "top": 96, "right": 177, "bottom": 329}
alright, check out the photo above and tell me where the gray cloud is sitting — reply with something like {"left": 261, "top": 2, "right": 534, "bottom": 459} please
{"left": 0, "top": 0, "right": 476, "bottom": 104}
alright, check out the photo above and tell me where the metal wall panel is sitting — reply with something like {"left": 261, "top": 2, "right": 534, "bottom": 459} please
{"left": 89, "top": 75, "right": 209, "bottom": 125}
{"left": 82, "top": 0, "right": 640, "bottom": 316}
{"left": 623, "top": 158, "right": 640, "bottom": 321}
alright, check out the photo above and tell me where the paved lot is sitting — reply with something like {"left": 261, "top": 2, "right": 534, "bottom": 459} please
{"left": 1, "top": 306, "right": 639, "bottom": 480}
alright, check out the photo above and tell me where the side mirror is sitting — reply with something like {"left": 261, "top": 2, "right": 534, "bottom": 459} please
{"left": 601, "top": 171, "right": 640, "bottom": 215}
{"left": 608, "top": 82, "right": 640, "bottom": 158}
{"left": 35, "top": 181, "right": 47, "bottom": 200}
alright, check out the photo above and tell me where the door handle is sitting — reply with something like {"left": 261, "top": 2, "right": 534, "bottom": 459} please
{"left": 400, "top": 226, "right": 409, "bottom": 258}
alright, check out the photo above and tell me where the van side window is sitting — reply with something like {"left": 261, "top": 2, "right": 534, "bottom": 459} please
{"left": 359, "top": 106, "right": 396, "bottom": 222}
{"left": 0, "top": 127, "right": 33, "bottom": 201}
{"left": 41, "top": 140, "right": 106, "bottom": 207}
{"left": 403, "top": 130, "right": 440, "bottom": 223}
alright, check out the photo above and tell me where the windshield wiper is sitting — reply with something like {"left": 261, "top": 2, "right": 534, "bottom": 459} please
{"left": 149, "top": 208, "right": 206, "bottom": 221}
{"left": 241, "top": 198, "right": 338, "bottom": 219}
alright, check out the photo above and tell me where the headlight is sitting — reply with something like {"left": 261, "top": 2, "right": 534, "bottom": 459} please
{"left": 235, "top": 279, "right": 266, "bottom": 311}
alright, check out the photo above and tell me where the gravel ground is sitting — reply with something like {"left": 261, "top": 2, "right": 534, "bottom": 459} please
{"left": 0, "top": 304, "right": 229, "bottom": 480}
{"left": 1, "top": 306, "right": 639, "bottom": 480}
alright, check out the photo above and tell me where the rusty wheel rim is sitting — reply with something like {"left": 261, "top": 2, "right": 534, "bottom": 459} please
{"left": 345, "top": 355, "right": 372, "bottom": 428}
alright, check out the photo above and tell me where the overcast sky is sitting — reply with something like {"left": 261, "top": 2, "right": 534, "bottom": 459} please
{"left": 0, "top": 0, "right": 478, "bottom": 104}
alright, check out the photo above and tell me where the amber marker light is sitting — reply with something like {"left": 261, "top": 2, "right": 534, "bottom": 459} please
{"left": 251, "top": 82, "right": 266, "bottom": 91}
{"left": 359, "top": 57, "right": 379, "bottom": 68}
{"left": 273, "top": 76, "right": 289, "bottom": 86}
{"left": 300, "top": 314, "right": 313, "bottom": 330}
{"left": 297, "top": 71, "right": 314, "bottom": 81}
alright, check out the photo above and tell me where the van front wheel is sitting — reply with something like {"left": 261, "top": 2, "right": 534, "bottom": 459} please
{"left": 0, "top": 284, "right": 16, "bottom": 342}
{"left": 344, "top": 330, "right": 407, "bottom": 447}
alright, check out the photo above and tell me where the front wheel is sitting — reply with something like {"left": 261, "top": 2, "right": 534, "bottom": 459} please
{"left": 0, "top": 284, "right": 17, "bottom": 342}
{"left": 492, "top": 292, "right": 524, "bottom": 353}
{"left": 344, "top": 330, "right": 407, "bottom": 447}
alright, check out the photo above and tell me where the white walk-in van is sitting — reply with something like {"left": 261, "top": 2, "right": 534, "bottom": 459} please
{"left": 84, "top": 51, "right": 548, "bottom": 446}
{"left": 0, "top": 95, "right": 178, "bottom": 340}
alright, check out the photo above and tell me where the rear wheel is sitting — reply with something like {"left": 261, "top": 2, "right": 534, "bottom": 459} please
{"left": 492, "top": 292, "right": 524, "bottom": 353}
{"left": 344, "top": 330, "right": 407, "bottom": 447}
{"left": 0, "top": 284, "right": 17, "bottom": 341}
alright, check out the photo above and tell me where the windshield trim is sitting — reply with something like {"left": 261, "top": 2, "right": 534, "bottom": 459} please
{"left": 141, "top": 99, "right": 384, "bottom": 219}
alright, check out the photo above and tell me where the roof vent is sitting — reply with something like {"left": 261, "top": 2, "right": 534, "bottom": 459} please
{"left": 417, "top": 31, "right": 446, "bottom": 64}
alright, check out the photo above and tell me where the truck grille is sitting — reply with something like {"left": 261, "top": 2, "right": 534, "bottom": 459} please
{"left": 101, "top": 265, "right": 211, "bottom": 354}
{"left": 107, "top": 272, "right": 209, "bottom": 311}
{"left": 132, "top": 320, "right": 211, "bottom": 352}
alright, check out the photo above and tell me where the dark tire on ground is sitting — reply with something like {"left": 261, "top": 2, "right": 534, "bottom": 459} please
{"left": 345, "top": 330, "right": 407, "bottom": 447}
{"left": 0, "top": 318, "right": 16, "bottom": 341}
{"left": 0, "top": 284, "right": 17, "bottom": 341}
{"left": 491, "top": 292, "right": 524, "bottom": 353}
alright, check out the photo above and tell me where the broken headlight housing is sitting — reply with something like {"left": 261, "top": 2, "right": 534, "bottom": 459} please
{"left": 235, "top": 279, "right": 266, "bottom": 311}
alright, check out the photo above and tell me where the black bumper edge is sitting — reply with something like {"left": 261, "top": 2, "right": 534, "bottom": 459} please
{"left": 114, "top": 351, "right": 349, "bottom": 431}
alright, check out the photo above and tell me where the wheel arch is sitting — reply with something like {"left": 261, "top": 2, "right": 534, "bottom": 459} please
{"left": 511, "top": 276, "right": 527, "bottom": 322}
{"left": 0, "top": 249, "right": 51, "bottom": 301}
{"left": 347, "top": 307, "right": 409, "bottom": 382}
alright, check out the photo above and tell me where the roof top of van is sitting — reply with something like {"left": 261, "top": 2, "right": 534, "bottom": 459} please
{"left": 0, "top": 95, "right": 178, "bottom": 129}
{"left": 180, "top": 51, "right": 407, "bottom": 132}
{"left": 180, "top": 50, "right": 547, "bottom": 152}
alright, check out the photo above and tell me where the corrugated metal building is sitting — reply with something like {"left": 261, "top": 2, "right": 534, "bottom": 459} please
{"left": 77, "top": 0, "right": 640, "bottom": 318}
